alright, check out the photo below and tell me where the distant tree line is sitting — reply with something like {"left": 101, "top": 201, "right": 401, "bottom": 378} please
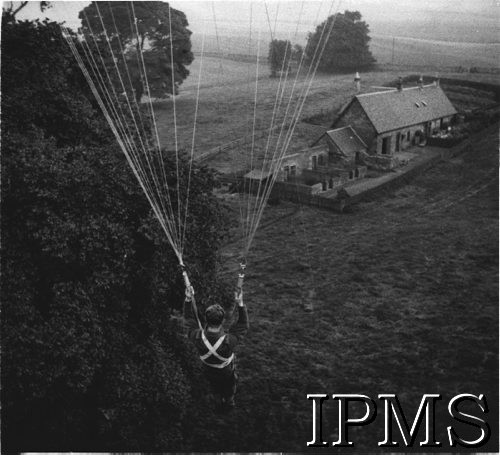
{"left": 268, "top": 10, "right": 376, "bottom": 77}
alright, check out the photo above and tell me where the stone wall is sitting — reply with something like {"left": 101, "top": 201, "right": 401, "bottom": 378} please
{"left": 358, "top": 150, "right": 399, "bottom": 171}
{"left": 332, "top": 99, "right": 377, "bottom": 152}
{"left": 278, "top": 145, "right": 328, "bottom": 181}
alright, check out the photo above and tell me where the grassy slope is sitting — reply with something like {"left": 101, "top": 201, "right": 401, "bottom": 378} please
{"left": 153, "top": 55, "right": 498, "bottom": 450}
{"left": 188, "top": 125, "right": 498, "bottom": 451}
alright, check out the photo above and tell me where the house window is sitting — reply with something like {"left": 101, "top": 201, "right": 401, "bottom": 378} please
{"left": 318, "top": 154, "right": 325, "bottom": 166}
{"left": 407, "top": 131, "right": 410, "bottom": 141}
{"left": 355, "top": 168, "right": 359, "bottom": 178}
{"left": 312, "top": 155, "right": 317, "bottom": 170}
{"left": 349, "top": 170, "right": 354, "bottom": 179}
{"left": 322, "top": 181, "right": 327, "bottom": 191}
{"left": 329, "top": 178, "right": 333, "bottom": 189}
{"left": 290, "top": 165, "right": 296, "bottom": 177}
{"left": 284, "top": 166, "right": 290, "bottom": 181}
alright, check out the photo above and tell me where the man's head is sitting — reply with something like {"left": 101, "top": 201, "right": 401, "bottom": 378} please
{"left": 205, "top": 304, "right": 225, "bottom": 328}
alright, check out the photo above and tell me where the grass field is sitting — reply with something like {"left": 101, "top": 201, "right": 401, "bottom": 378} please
{"left": 185, "top": 123, "right": 499, "bottom": 452}
{"left": 370, "top": 34, "right": 500, "bottom": 69}
{"left": 154, "top": 54, "right": 498, "bottom": 164}
{"left": 190, "top": 32, "right": 500, "bottom": 70}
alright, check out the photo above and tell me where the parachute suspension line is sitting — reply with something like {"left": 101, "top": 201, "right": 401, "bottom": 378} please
{"left": 249, "top": 23, "right": 294, "bottom": 239}
{"left": 277, "top": 2, "right": 341, "bottom": 167}
{"left": 80, "top": 12, "right": 140, "bottom": 163}
{"left": 62, "top": 28, "right": 179, "bottom": 258}
{"left": 94, "top": 2, "right": 167, "bottom": 218}
{"left": 88, "top": 4, "right": 178, "bottom": 251}
{"left": 268, "top": 0, "right": 309, "bottom": 169}
{"left": 255, "top": 3, "right": 341, "bottom": 235}
{"left": 247, "top": 53, "right": 290, "bottom": 245}
{"left": 263, "top": 1, "right": 274, "bottom": 41}
{"left": 180, "top": 20, "right": 207, "bottom": 255}
{"left": 107, "top": 1, "right": 152, "bottom": 166}
{"left": 244, "top": 0, "right": 288, "bottom": 255}
{"left": 246, "top": 1, "right": 308, "bottom": 250}
{"left": 121, "top": 3, "right": 182, "bottom": 246}
{"left": 272, "top": 1, "right": 280, "bottom": 38}
{"left": 211, "top": 1, "right": 224, "bottom": 73}
{"left": 245, "top": 1, "right": 341, "bottom": 253}
{"left": 256, "top": 0, "right": 331, "bottom": 207}
{"left": 263, "top": 0, "right": 307, "bottom": 189}
{"left": 240, "top": 1, "right": 254, "bottom": 257}
{"left": 129, "top": 1, "right": 182, "bottom": 255}
{"left": 168, "top": 3, "right": 184, "bottom": 254}
{"left": 245, "top": 29, "right": 261, "bottom": 250}
{"left": 76, "top": 23, "right": 161, "bottom": 216}
{"left": 105, "top": 1, "right": 175, "bottom": 239}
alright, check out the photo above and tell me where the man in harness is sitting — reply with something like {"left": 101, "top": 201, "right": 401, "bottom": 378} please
{"left": 184, "top": 285, "right": 249, "bottom": 409}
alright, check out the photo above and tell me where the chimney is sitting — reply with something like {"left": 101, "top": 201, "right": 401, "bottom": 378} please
{"left": 354, "top": 71, "right": 361, "bottom": 93}
{"left": 396, "top": 76, "right": 403, "bottom": 92}
{"left": 418, "top": 74, "right": 424, "bottom": 90}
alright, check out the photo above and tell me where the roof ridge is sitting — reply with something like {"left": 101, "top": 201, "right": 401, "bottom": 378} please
{"left": 357, "top": 83, "right": 438, "bottom": 98}
{"left": 327, "top": 125, "right": 353, "bottom": 133}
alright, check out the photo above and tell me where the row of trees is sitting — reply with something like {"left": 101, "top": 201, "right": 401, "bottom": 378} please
{"left": 1, "top": 3, "right": 231, "bottom": 450}
{"left": 268, "top": 10, "right": 376, "bottom": 77}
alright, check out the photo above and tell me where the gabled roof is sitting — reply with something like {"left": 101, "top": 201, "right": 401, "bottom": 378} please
{"left": 319, "top": 126, "right": 367, "bottom": 156}
{"left": 354, "top": 84, "right": 457, "bottom": 134}
{"left": 244, "top": 169, "right": 274, "bottom": 180}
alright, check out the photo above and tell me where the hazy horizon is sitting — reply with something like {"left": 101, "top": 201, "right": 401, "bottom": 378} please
{"left": 11, "top": 0, "right": 499, "bottom": 44}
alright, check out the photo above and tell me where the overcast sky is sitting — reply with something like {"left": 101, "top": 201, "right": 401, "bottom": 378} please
{"left": 10, "top": 0, "right": 500, "bottom": 43}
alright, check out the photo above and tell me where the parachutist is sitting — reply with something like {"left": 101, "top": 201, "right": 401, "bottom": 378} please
{"left": 184, "top": 286, "right": 249, "bottom": 410}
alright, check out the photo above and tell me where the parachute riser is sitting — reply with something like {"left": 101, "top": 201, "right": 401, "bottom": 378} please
{"left": 236, "top": 260, "right": 246, "bottom": 294}
{"left": 180, "top": 261, "right": 203, "bottom": 331}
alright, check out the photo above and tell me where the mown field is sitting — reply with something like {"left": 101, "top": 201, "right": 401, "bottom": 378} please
{"left": 184, "top": 123, "right": 499, "bottom": 452}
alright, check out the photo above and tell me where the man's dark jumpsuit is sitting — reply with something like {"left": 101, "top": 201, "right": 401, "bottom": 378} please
{"left": 185, "top": 303, "right": 249, "bottom": 399}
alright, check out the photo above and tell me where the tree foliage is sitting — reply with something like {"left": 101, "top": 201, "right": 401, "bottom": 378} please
{"left": 1, "top": 12, "right": 230, "bottom": 451}
{"left": 305, "top": 10, "right": 376, "bottom": 72}
{"left": 1, "top": 15, "right": 107, "bottom": 146}
{"left": 79, "top": 1, "right": 194, "bottom": 102}
{"left": 268, "top": 39, "right": 292, "bottom": 77}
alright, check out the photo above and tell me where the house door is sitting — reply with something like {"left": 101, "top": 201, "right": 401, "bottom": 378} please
{"left": 284, "top": 166, "right": 290, "bottom": 181}
{"left": 396, "top": 133, "right": 401, "bottom": 152}
{"left": 381, "top": 136, "right": 391, "bottom": 154}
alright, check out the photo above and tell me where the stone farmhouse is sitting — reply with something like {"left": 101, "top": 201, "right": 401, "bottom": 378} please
{"left": 331, "top": 79, "right": 457, "bottom": 169}
{"left": 244, "top": 77, "right": 457, "bottom": 197}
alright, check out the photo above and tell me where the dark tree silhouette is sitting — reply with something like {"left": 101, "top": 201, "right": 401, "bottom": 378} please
{"left": 79, "top": 1, "right": 193, "bottom": 102}
{"left": 268, "top": 39, "right": 292, "bottom": 78}
{"left": 305, "top": 10, "right": 376, "bottom": 72}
